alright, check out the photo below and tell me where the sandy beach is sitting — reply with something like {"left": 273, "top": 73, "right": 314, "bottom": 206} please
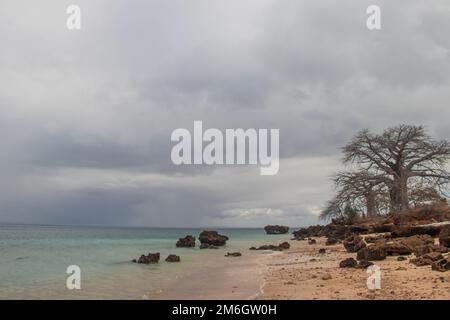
{"left": 257, "top": 236, "right": 450, "bottom": 300}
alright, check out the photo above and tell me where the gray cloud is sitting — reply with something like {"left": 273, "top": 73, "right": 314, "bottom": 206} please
{"left": 1, "top": 0, "right": 450, "bottom": 227}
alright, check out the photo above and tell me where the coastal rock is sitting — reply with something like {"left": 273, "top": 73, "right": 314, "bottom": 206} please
{"left": 339, "top": 258, "right": 358, "bottom": 268}
{"left": 394, "top": 235, "right": 434, "bottom": 255}
{"left": 165, "top": 254, "right": 180, "bottom": 262}
{"left": 357, "top": 260, "right": 374, "bottom": 269}
{"left": 423, "top": 252, "right": 444, "bottom": 262}
{"left": 319, "top": 248, "right": 326, "bottom": 254}
{"left": 439, "top": 225, "right": 450, "bottom": 247}
{"left": 176, "top": 235, "right": 196, "bottom": 247}
{"left": 431, "top": 258, "right": 450, "bottom": 272}
{"left": 264, "top": 225, "right": 289, "bottom": 235}
{"left": 250, "top": 242, "right": 290, "bottom": 251}
{"left": 199, "top": 230, "right": 229, "bottom": 247}
{"left": 391, "top": 225, "right": 442, "bottom": 238}
{"left": 356, "top": 246, "right": 386, "bottom": 261}
{"left": 308, "top": 239, "right": 317, "bottom": 245}
{"left": 137, "top": 252, "right": 160, "bottom": 264}
{"left": 383, "top": 243, "right": 412, "bottom": 256}
{"left": 278, "top": 242, "right": 291, "bottom": 250}
{"left": 397, "top": 256, "right": 407, "bottom": 261}
{"left": 371, "top": 224, "right": 395, "bottom": 233}
{"left": 410, "top": 253, "right": 443, "bottom": 266}
{"left": 325, "top": 237, "right": 338, "bottom": 246}
{"left": 413, "top": 244, "right": 448, "bottom": 257}
{"left": 365, "top": 234, "right": 391, "bottom": 244}
{"left": 292, "top": 225, "right": 325, "bottom": 239}
{"left": 343, "top": 234, "right": 366, "bottom": 253}
{"left": 225, "top": 252, "right": 242, "bottom": 257}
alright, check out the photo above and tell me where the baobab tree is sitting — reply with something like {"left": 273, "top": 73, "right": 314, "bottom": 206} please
{"left": 342, "top": 125, "right": 450, "bottom": 211}
{"left": 320, "top": 171, "right": 389, "bottom": 221}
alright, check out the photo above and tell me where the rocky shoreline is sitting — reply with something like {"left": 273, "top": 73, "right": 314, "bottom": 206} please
{"left": 258, "top": 206, "right": 450, "bottom": 300}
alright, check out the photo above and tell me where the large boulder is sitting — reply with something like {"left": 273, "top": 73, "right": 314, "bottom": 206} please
{"left": 176, "top": 235, "right": 196, "bottom": 247}
{"left": 264, "top": 225, "right": 289, "bottom": 234}
{"left": 343, "top": 234, "right": 366, "bottom": 253}
{"left": 199, "top": 230, "right": 229, "bottom": 247}
{"left": 136, "top": 252, "right": 160, "bottom": 264}
{"left": 439, "top": 225, "right": 450, "bottom": 247}
{"left": 356, "top": 246, "right": 386, "bottom": 261}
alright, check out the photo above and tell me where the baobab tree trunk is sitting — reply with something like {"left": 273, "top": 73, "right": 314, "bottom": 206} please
{"left": 365, "top": 191, "right": 376, "bottom": 217}
{"left": 390, "top": 174, "right": 409, "bottom": 212}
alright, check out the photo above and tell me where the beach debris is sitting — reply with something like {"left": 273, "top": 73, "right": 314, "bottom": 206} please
{"left": 225, "top": 252, "right": 242, "bottom": 257}
{"left": 319, "top": 248, "right": 326, "bottom": 254}
{"left": 397, "top": 256, "right": 407, "bottom": 261}
{"left": 439, "top": 225, "right": 450, "bottom": 247}
{"left": 308, "top": 239, "right": 317, "bottom": 245}
{"left": 264, "top": 225, "right": 289, "bottom": 234}
{"left": 339, "top": 257, "right": 358, "bottom": 268}
{"left": 135, "top": 252, "right": 160, "bottom": 264}
{"left": 199, "top": 230, "right": 229, "bottom": 247}
{"left": 176, "top": 235, "right": 196, "bottom": 247}
{"left": 249, "top": 241, "right": 290, "bottom": 251}
{"left": 431, "top": 258, "right": 450, "bottom": 272}
{"left": 343, "top": 234, "right": 366, "bottom": 253}
{"left": 165, "top": 254, "right": 181, "bottom": 262}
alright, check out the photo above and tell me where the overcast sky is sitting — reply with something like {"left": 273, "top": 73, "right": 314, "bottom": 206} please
{"left": 1, "top": 0, "right": 450, "bottom": 227}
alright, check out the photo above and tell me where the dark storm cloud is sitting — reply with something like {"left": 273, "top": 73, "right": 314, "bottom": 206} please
{"left": 1, "top": 0, "right": 450, "bottom": 226}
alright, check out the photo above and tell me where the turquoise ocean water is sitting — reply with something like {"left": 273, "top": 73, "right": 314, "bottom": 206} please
{"left": 0, "top": 224, "right": 288, "bottom": 299}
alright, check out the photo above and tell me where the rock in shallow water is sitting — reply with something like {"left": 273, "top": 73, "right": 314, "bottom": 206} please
{"left": 264, "top": 225, "right": 289, "bottom": 234}
{"left": 165, "top": 254, "right": 180, "bottom": 262}
{"left": 176, "top": 235, "right": 196, "bottom": 247}
{"left": 199, "top": 230, "right": 229, "bottom": 247}
{"left": 135, "top": 252, "right": 160, "bottom": 264}
{"left": 225, "top": 252, "right": 242, "bottom": 257}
